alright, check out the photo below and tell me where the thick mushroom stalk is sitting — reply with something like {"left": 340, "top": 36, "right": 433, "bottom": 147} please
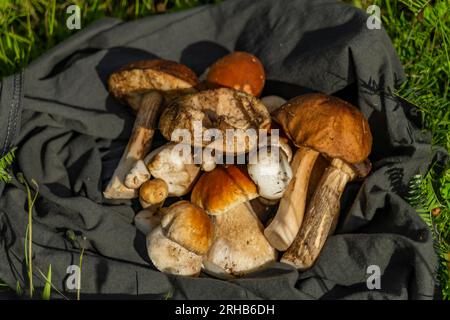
{"left": 104, "top": 91, "right": 163, "bottom": 199}
{"left": 191, "top": 165, "right": 276, "bottom": 277}
{"left": 264, "top": 147, "right": 319, "bottom": 251}
{"left": 281, "top": 158, "right": 360, "bottom": 269}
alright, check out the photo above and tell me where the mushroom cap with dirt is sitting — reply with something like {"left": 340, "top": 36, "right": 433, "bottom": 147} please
{"left": 108, "top": 59, "right": 199, "bottom": 111}
{"left": 158, "top": 88, "right": 271, "bottom": 154}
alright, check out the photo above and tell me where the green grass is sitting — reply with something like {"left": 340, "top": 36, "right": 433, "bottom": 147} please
{"left": 0, "top": 0, "right": 220, "bottom": 78}
{"left": 0, "top": 0, "right": 449, "bottom": 299}
{"left": 350, "top": 0, "right": 450, "bottom": 299}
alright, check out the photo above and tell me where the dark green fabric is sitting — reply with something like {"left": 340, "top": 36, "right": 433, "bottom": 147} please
{"left": 0, "top": 0, "right": 445, "bottom": 299}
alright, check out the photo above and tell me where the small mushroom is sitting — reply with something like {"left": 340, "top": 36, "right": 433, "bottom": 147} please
{"left": 139, "top": 178, "right": 169, "bottom": 209}
{"left": 247, "top": 137, "right": 293, "bottom": 200}
{"left": 103, "top": 60, "right": 198, "bottom": 199}
{"left": 147, "top": 143, "right": 200, "bottom": 197}
{"left": 272, "top": 93, "right": 372, "bottom": 269}
{"left": 191, "top": 165, "right": 276, "bottom": 277}
{"left": 206, "top": 52, "right": 265, "bottom": 97}
{"left": 147, "top": 201, "right": 214, "bottom": 276}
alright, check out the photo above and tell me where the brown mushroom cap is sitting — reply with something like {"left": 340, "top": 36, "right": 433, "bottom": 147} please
{"left": 206, "top": 52, "right": 265, "bottom": 97}
{"left": 139, "top": 178, "right": 169, "bottom": 205}
{"left": 162, "top": 201, "right": 214, "bottom": 255}
{"left": 108, "top": 59, "right": 199, "bottom": 109}
{"left": 191, "top": 165, "right": 259, "bottom": 215}
{"left": 273, "top": 93, "right": 373, "bottom": 164}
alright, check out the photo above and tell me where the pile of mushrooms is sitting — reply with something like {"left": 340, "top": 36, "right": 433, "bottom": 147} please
{"left": 104, "top": 51, "right": 373, "bottom": 277}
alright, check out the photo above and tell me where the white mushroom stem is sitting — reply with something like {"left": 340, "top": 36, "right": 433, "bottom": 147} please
{"left": 124, "top": 160, "right": 150, "bottom": 189}
{"left": 264, "top": 147, "right": 319, "bottom": 251}
{"left": 203, "top": 202, "right": 276, "bottom": 277}
{"left": 281, "top": 158, "right": 356, "bottom": 270}
{"left": 103, "top": 91, "right": 163, "bottom": 199}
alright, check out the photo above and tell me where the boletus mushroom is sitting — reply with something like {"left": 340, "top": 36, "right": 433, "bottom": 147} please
{"left": 147, "top": 201, "right": 214, "bottom": 276}
{"left": 104, "top": 60, "right": 199, "bottom": 199}
{"left": 271, "top": 93, "right": 372, "bottom": 269}
{"left": 206, "top": 52, "right": 265, "bottom": 97}
{"left": 191, "top": 165, "right": 276, "bottom": 277}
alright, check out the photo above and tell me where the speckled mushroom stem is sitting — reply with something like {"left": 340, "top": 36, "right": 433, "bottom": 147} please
{"left": 264, "top": 147, "right": 319, "bottom": 251}
{"left": 103, "top": 91, "right": 163, "bottom": 199}
{"left": 281, "top": 158, "right": 356, "bottom": 269}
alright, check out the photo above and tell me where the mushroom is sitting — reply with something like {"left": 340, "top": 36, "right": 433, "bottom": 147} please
{"left": 159, "top": 88, "right": 271, "bottom": 154}
{"left": 147, "top": 201, "right": 214, "bottom": 276}
{"left": 191, "top": 165, "right": 277, "bottom": 277}
{"left": 260, "top": 95, "right": 287, "bottom": 114}
{"left": 247, "top": 137, "right": 293, "bottom": 200}
{"left": 124, "top": 144, "right": 166, "bottom": 190}
{"left": 147, "top": 143, "right": 200, "bottom": 197}
{"left": 206, "top": 52, "right": 265, "bottom": 97}
{"left": 103, "top": 60, "right": 199, "bottom": 199}
{"left": 139, "top": 178, "right": 169, "bottom": 209}
{"left": 271, "top": 93, "right": 372, "bottom": 269}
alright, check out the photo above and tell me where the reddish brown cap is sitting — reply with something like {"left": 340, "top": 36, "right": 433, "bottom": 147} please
{"left": 206, "top": 52, "right": 265, "bottom": 97}
{"left": 273, "top": 93, "right": 372, "bottom": 164}
{"left": 191, "top": 165, "right": 258, "bottom": 215}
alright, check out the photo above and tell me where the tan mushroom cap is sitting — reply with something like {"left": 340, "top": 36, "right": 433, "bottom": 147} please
{"left": 206, "top": 52, "right": 265, "bottom": 97}
{"left": 162, "top": 201, "right": 214, "bottom": 256}
{"left": 140, "top": 178, "right": 168, "bottom": 204}
{"left": 108, "top": 59, "right": 199, "bottom": 109}
{"left": 273, "top": 93, "right": 373, "bottom": 164}
{"left": 191, "top": 165, "right": 258, "bottom": 215}
{"left": 158, "top": 88, "right": 271, "bottom": 151}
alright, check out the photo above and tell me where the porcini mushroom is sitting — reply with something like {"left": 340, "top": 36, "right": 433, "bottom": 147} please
{"left": 191, "top": 165, "right": 276, "bottom": 277}
{"left": 139, "top": 178, "right": 169, "bottom": 209}
{"left": 159, "top": 88, "right": 271, "bottom": 154}
{"left": 272, "top": 93, "right": 372, "bottom": 269}
{"left": 103, "top": 60, "right": 199, "bottom": 199}
{"left": 147, "top": 201, "right": 214, "bottom": 276}
{"left": 206, "top": 52, "right": 265, "bottom": 97}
